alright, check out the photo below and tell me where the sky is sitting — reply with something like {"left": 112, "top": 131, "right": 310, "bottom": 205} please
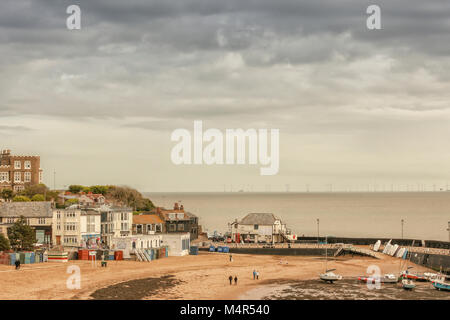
{"left": 1, "top": 0, "right": 450, "bottom": 192}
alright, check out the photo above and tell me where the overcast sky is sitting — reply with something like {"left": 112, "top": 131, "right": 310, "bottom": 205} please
{"left": 1, "top": 0, "right": 450, "bottom": 192}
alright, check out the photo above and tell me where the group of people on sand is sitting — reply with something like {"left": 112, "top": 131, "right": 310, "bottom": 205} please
{"left": 253, "top": 269, "right": 260, "bottom": 280}
{"left": 228, "top": 275, "right": 238, "bottom": 285}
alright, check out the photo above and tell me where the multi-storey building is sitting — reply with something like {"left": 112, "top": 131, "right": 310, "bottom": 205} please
{"left": 157, "top": 203, "right": 199, "bottom": 240}
{"left": 52, "top": 206, "right": 101, "bottom": 248}
{"left": 100, "top": 205, "right": 133, "bottom": 246}
{"left": 0, "top": 149, "right": 43, "bottom": 192}
{"left": 230, "top": 213, "right": 288, "bottom": 243}
{"left": 0, "top": 202, "right": 53, "bottom": 245}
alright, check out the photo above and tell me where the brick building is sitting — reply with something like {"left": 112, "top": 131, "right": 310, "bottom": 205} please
{"left": 157, "top": 203, "right": 199, "bottom": 240}
{"left": 0, "top": 149, "right": 43, "bottom": 192}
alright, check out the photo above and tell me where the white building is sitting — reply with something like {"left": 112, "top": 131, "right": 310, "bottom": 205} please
{"left": 110, "top": 234, "right": 163, "bottom": 259}
{"left": 99, "top": 205, "right": 133, "bottom": 247}
{"left": 161, "top": 233, "right": 190, "bottom": 256}
{"left": 52, "top": 206, "right": 101, "bottom": 248}
{"left": 230, "top": 213, "right": 288, "bottom": 243}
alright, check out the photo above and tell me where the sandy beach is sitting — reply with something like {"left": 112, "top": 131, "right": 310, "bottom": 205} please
{"left": 0, "top": 251, "right": 436, "bottom": 300}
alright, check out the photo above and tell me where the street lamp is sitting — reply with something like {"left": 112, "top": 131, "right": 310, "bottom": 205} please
{"left": 317, "top": 218, "right": 320, "bottom": 246}
{"left": 401, "top": 219, "right": 404, "bottom": 240}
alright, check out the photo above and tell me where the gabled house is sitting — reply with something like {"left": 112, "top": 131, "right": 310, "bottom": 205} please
{"left": 230, "top": 212, "right": 287, "bottom": 243}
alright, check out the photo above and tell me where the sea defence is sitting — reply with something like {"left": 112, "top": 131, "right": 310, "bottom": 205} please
{"left": 201, "top": 247, "right": 338, "bottom": 256}
{"left": 296, "top": 237, "right": 450, "bottom": 249}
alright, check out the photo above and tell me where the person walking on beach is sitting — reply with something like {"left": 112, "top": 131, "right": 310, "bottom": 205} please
{"left": 15, "top": 259, "right": 20, "bottom": 270}
{"left": 229, "top": 254, "right": 233, "bottom": 262}
{"left": 229, "top": 275, "right": 233, "bottom": 285}
{"left": 234, "top": 276, "right": 238, "bottom": 285}
{"left": 256, "top": 271, "right": 260, "bottom": 280}
{"left": 253, "top": 269, "right": 256, "bottom": 280}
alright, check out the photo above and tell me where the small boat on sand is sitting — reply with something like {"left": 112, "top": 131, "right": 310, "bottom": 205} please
{"left": 358, "top": 274, "right": 398, "bottom": 284}
{"left": 402, "top": 278, "right": 416, "bottom": 290}
{"left": 319, "top": 236, "right": 342, "bottom": 283}
{"left": 431, "top": 275, "right": 450, "bottom": 291}
{"left": 320, "top": 269, "right": 343, "bottom": 283}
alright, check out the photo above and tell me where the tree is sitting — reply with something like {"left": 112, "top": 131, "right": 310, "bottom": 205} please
{"left": 31, "top": 194, "right": 45, "bottom": 201}
{"left": 0, "top": 233, "right": 10, "bottom": 251}
{"left": 1, "top": 189, "right": 14, "bottom": 201}
{"left": 68, "top": 185, "right": 84, "bottom": 194}
{"left": 20, "top": 184, "right": 49, "bottom": 198}
{"left": 90, "top": 185, "right": 110, "bottom": 195}
{"left": 107, "top": 186, "right": 154, "bottom": 211}
{"left": 12, "top": 195, "right": 31, "bottom": 202}
{"left": 7, "top": 216, "right": 36, "bottom": 251}
{"left": 65, "top": 198, "right": 79, "bottom": 207}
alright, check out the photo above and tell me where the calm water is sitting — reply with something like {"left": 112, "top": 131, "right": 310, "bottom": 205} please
{"left": 145, "top": 192, "right": 450, "bottom": 241}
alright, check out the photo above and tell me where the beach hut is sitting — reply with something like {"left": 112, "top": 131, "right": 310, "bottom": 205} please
{"left": 209, "top": 246, "right": 215, "bottom": 252}
{"left": 47, "top": 251, "right": 68, "bottom": 263}
{"left": 189, "top": 246, "right": 199, "bottom": 255}
{"left": 222, "top": 246, "right": 230, "bottom": 253}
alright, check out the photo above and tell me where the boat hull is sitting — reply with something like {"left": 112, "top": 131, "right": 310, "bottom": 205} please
{"left": 432, "top": 281, "right": 450, "bottom": 291}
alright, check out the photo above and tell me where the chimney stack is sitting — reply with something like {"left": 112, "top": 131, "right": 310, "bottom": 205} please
{"left": 174, "top": 202, "right": 179, "bottom": 210}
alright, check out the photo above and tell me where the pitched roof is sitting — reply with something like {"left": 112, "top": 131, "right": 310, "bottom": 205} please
{"left": 0, "top": 202, "right": 53, "bottom": 218}
{"left": 239, "top": 213, "right": 280, "bottom": 225}
{"left": 133, "top": 214, "right": 164, "bottom": 225}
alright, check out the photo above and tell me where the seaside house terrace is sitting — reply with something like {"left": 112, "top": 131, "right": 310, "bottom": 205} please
{"left": 157, "top": 203, "right": 199, "bottom": 240}
{"left": 52, "top": 206, "right": 101, "bottom": 248}
{"left": 58, "top": 191, "right": 106, "bottom": 207}
{"left": 0, "top": 201, "right": 52, "bottom": 245}
{"left": 100, "top": 204, "right": 133, "bottom": 246}
{"left": 132, "top": 214, "right": 165, "bottom": 235}
{"left": 230, "top": 212, "right": 288, "bottom": 244}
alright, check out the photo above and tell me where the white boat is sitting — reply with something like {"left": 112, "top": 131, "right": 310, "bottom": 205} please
{"left": 320, "top": 269, "right": 343, "bottom": 283}
{"left": 402, "top": 278, "right": 416, "bottom": 290}
{"left": 358, "top": 273, "right": 398, "bottom": 284}
{"left": 319, "top": 237, "right": 342, "bottom": 283}
{"left": 432, "top": 275, "right": 450, "bottom": 291}
{"left": 373, "top": 240, "right": 381, "bottom": 252}
{"left": 424, "top": 272, "right": 438, "bottom": 282}
{"left": 396, "top": 247, "right": 406, "bottom": 258}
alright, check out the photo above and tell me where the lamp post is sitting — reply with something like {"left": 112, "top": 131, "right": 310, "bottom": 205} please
{"left": 401, "top": 219, "right": 404, "bottom": 240}
{"left": 317, "top": 218, "right": 320, "bottom": 247}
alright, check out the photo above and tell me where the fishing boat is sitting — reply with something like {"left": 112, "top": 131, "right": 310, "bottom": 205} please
{"left": 424, "top": 272, "right": 438, "bottom": 282}
{"left": 431, "top": 275, "right": 450, "bottom": 291}
{"left": 402, "top": 278, "right": 416, "bottom": 290}
{"left": 319, "top": 236, "right": 342, "bottom": 283}
{"left": 358, "top": 273, "right": 398, "bottom": 284}
{"left": 320, "top": 269, "right": 343, "bottom": 283}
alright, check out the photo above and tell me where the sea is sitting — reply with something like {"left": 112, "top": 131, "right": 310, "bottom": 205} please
{"left": 144, "top": 192, "right": 450, "bottom": 241}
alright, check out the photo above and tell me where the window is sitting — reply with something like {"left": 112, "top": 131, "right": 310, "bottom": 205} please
{"left": 177, "top": 224, "right": 184, "bottom": 231}
{"left": 14, "top": 161, "right": 21, "bottom": 169}
{"left": 254, "top": 224, "right": 259, "bottom": 230}
{"left": 39, "top": 171, "right": 43, "bottom": 183}
{"left": 24, "top": 172, "right": 31, "bottom": 182}
{"left": 169, "top": 224, "right": 176, "bottom": 232}
{"left": 14, "top": 172, "right": 21, "bottom": 182}
{"left": 65, "top": 223, "right": 76, "bottom": 231}
{"left": 24, "top": 161, "right": 31, "bottom": 169}
{"left": 7, "top": 218, "right": 15, "bottom": 224}
{"left": 0, "top": 172, "right": 9, "bottom": 182}
{"left": 121, "top": 222, "right": 129, "bottom": 231}
{"left": 38, "top": 218, "right": 46, "bottom": 224}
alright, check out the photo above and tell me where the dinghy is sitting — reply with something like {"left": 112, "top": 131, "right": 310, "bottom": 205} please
{"left": 402, "top": 278, "right": 416, "bottom": 290}
{"left": 320, "top": 269, "right": 343, "bottom": 283}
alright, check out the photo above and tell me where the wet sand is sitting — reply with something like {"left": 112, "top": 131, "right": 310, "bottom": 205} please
{"left": 0, "top": 252, "right": 440, "bottom": 300}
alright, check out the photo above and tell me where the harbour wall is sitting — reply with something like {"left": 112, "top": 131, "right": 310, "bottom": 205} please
{"left": 408, "top": 252, "right": 450, "bottom": 272}
{"left": 296, "top": 237, "right": 450, "bottom": 249}
{"left": 201, "top": 247, "right": 338, "bottom": 256}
